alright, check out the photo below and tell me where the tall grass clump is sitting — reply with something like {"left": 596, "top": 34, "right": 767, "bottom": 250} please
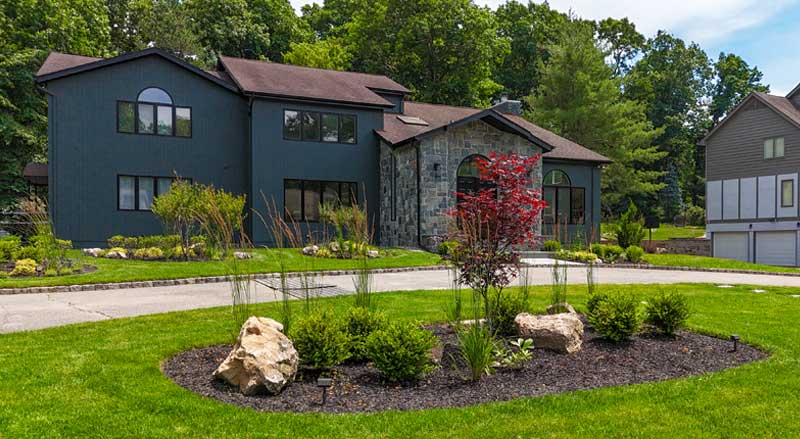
{"left": 549, "top": 259, "right": 568, "bottom": 313}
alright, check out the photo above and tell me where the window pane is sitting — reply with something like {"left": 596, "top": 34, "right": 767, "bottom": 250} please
{"left": 157, "top": 178, "right": 173, "bottom": 197}
{"left": 138, "top": 88, "right": 172, "bottom": 104}
{"left": 284, "top": 180, "right": 302, "bottom": 221}
{"left": 321, "top": 114, "right": 339, "bottom": 142}
{"left": 303, "top": 180, "right": 321, "bottom": 221}
{"left": 782, "top": 180, "right": 794, "bottom": 207}
{"left": 764, "top": 138, "right": 774, "bottom": 159}
{"left": 138, "top": 104, "right": 155, "bottom": 133}
{"left": 138, "top": 177, "right": 154, "bottom": 210}
{"left": 118, "top": 102, "right": 135, "bottom": 133}
{"left": 175, "top": 107, "right": 191, "bottom": 137}
{"left": 557, "top": 187, "right": 570, "bottom": 224}
{"left": 571, "top": 188, "right": 585, "bottom": 224}
{"left": 302, "top": 112, "right": 320, "bottom": 141}
{"left": 119, "top": 176, "right": 135, "bottom": 210}
{"left": 323, "top": 181, "right": 340, "bottom": 206}
{"left": 157, "top": 106, "right": 173, "bottom": 135}
{"left": 284, "top": 110, "right": 301, "bottom": 140}
{"left": 776, "top": 137, "right": 785, "bottom": 157}
{"left": 341, "top": 182, "right": 357, "bottom": 205}
{"left": 544, "top": 170, "right": 570, "bottom": 186}
{"left": 543, "top": 187, "right": 555, "bottom": 224}
{"left": 340, "top": 115, "right": 356, "bottom": 144}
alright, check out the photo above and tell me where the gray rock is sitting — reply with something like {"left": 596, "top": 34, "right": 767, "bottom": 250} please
{"left": 302, "top": 245, "right": 319, "bottom": 256}
{"left": 105, "top": 250, "right": 127, "bottom": 259}
{"left": 82, "top": 248, "right": 103, "bottom": 258}
{"left": 514, "top": 312, "right": 583, "bottom": 354}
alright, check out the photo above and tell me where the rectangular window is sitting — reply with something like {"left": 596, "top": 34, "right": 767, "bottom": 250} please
{"left": 341, "top": 182, "right": 357, "bottom": 205}
{"left": 175, "top": 107, "right": 191, "bottom": 137}
{"left": 322, "top": 181, "right": 340, "bottom": 207}
{"left": 775, "top": 137, "right": 785, "bottom": 158}
{"left": 321, "top": 114, "right": 339, "bottom": 142}
{"left": 118, "top": 102, "right": 135, "bottom": 133}
{"left": 570, "top": 188, "right": 585, "bottom": 224}
{"left": 157, "top": 106, "right": 173, "bottom": 135}
{"left": 119, "top": 176, "right": 135, "bottom": 210}
{"left": 157, "top": 178, "right": 173, "bottom": 196}
{"left": 138, "top": 177, "right": 155, "bottom": 210}
{"left": 340, "top": 115, "right": 356, "bottom": 144}
{"left": 284, "top": 179, "right": 358, "bottom": 222}
{"left": 556, "top": 187, "right": 570, "bottom": 224}
{"left": 782, "top": 179, "right": 794, "bottom": 207}
{"left": 303, "top": 180, "right": 321, "bottom": 221}
{"left": 765, "top": 137, "right": 785, "bottom": 159}
{"left": 302, "top": 112, "right": 321, "bottom": 141}
{"left": 283, "top": 110, "right": 301, "bottom": 140}
{"left": 137, "top": 103, "right": 155, "bottom": 134}
{"left": 284, "top": 180, "right": 303, "bottom": 220}
{"left": 543, "top": 187, "right": 555, "bottom": 224}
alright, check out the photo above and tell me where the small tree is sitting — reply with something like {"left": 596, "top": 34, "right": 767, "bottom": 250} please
{"left": 194, "top": 185, "right": 247, "bottom": 257}
{"left": 151, "top": 179, "right": 201, "bottom": 260}
{"left": 614, "top": 201, "right": 646, "bottom": 249}
{"left": 448, "top": 152, "right": 546, "bottom": 331}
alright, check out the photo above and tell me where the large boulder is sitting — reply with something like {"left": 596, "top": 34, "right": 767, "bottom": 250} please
{"left": 514, "top": 312, "right": 583, "bottom": 354}
{"left": 82, "top": 248, "right": 103, "bottom": 258}
{"left": 213, "top": 317, "right": 299, "bottom": 395}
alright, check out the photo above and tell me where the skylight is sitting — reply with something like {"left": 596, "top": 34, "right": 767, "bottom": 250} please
{"left": 397, "top": 115, "right": 429, "bottom": 126}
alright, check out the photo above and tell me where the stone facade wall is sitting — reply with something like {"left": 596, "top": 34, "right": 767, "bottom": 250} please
{"left": 646, "top": 238, "right": 711, "bottom": 256}
{"left": 380, "top": 119, "right": 543, "bottom": 249}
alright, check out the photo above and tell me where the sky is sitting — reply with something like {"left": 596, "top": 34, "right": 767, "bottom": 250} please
{"left": 289, "top": 0, "right": 800, "bottom": 95}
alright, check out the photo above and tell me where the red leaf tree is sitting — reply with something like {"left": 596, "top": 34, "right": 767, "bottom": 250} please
{"left": 448, "top": 152, "right": 546, "bottom": 328}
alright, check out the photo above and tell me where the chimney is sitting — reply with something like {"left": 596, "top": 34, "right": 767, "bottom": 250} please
{"left": 493, "top": 94, "right": 522, "bottom": 115}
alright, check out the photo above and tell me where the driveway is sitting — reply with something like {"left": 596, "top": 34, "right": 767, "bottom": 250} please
{"left": 2, "top": 266, "right": 800, "bottom": 333}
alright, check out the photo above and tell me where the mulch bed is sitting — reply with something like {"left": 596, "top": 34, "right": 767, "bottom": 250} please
{"left": 162, "top": 322, "right": 767, "bottom": 413}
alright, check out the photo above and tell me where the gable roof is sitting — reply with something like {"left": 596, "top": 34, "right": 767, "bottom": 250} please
{"left": 377, "top": 102, "right": 612, "bottom": 163}
{"left": 700, "top": 91, "right": 800, "bottom": 145}
{"left": 35, "top": 48, "right": 239, "bottom": 92}
{"left": 218, "top": 56, "right": 409, "bottom": 107}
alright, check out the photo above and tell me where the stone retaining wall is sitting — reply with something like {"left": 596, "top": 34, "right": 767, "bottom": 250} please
{"left": 646, "top": 238, "right": 710, "bottom": 256}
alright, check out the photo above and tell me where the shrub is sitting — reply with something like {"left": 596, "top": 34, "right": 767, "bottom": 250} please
{"left": 588, "top": 291, "right": 641, "bottom": 342}
{"left": 151, "top": 180, "right": 202, "bottom": 259}
{"left": 684, "top": 204, "right": 706, "bottom": 227}
{"left": 625, "top": 245, "right": 645, "bottom": 263}
{"left": 437, "top": 240, "right": 461, "bottom": 258}
{"left": 14, "top": 245, "right": 42, "bottom": 263}
{"left": 291, "top": 310, "right": 351, "bottom": 369}
{"left": 343, "top": 307, "right": 388, "bottom": 362}
{"left": 601, "top": 245, "right": 624, "bottom": 263}
{"left": 0, "top": 235, "right": 21, "bottom": 262}
{"left": 590, "top": 243, "right": 604, "bottom": 258}
{"left": 542, "top": 240, "right": 561, "bottom": 252}
{"left": 107, "top": 235, "right": 126, "bottom": 248}
{"left": 132, "top": 247, "right": 164, "bottom": 260}
{"left": 0, "top": 271, "right": 9, "bottom": 279}
{"left": 366, "top": 321, "right": 436, "bottom": 382}
{"left": 104, "top": 247, "right": 127, "bottom": 256}
{"left": 10, "top": 259, "right": 38, "bottom": 277}
{"left": 458, "top": 324, "right": 496, "bottom": 381}
{"left": 490, "top": 291, "right": 527, "bottom": 336}
{"left": 170, "top": 245, "right": 196, "bottom": 259}
{"left": 613, "top": 202, "right": 646, "bottom": 248}
{"left": 555, "top": 249, "right": 597, "bottom": 263}
{"left": 586, "top": 291, "right": 608, "bottom": 315}
{"left": 645, "top": 290, "right": 691, "bottom": 335}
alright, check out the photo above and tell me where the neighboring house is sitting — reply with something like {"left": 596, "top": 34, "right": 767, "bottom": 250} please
{"left": 35, "top": 48, "right": 610, "bottom": 249}
{"left": 701, "top": 88, "right": 800, "bottom": 266}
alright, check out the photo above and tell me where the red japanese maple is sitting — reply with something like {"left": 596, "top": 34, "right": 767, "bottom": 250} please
{"left": 448, "top": 152, "right": 546, "bottom": 326}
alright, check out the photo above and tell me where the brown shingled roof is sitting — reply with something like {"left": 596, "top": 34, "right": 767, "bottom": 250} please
{"left": 378, "top": 102, "right": 611, "bottom": 163}
{"left": 36, "top": 52, "right": 101, "bottom": 77}
{"left": 219, "top": 56, "right": 409, "bottom": 107}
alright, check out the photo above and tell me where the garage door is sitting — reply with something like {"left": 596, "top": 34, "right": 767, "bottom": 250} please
{"left": 713, "top": 232, "right": 749, "bottom": 262}
{"left": 756, "top": 231, "right": 797, "bottom": 266}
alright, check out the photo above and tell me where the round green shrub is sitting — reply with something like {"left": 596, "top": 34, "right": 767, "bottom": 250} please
{"left": 343, "top": 307, "right": 388, "bottom": 362}
{"left": 645, "top": 290, "right": 691, "bottom": 335}
{"left": 590, "top": 243, "right": 605, "bottom": 257}
{"left": 587, "top": 291, "right": 641, "bottom": 342}
{"left": 437, "top": 240, "right": 461, "bottom": 258}
{"left": 14, "top": 245, "right": 42, "bottom": 263}
{"left": 366, "top": 321, "right": 436, "bottom": 382}
{"left": 291, "top": 310, "right": 351, "bottom": 369}
{"left": 542, "top": 240, "right": 561, "bottom": 252}
{"left": 10, "top": 259, "right": 38, "bottom": 277}
{"left": 684, "top": 204, "right": 706, "bottom": 227}
{"left": 601, "top": 245, "right": 624, "bottom": 263}
{"left": 625, "top": 245, "right": 645, "bottom": 263}
{"left": 133, "top": 247, "right": 164, "bottom": 260}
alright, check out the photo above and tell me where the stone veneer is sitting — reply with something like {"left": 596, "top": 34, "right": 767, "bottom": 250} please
{"left": 380, "top": 119, "right": 542, "bottom": 249}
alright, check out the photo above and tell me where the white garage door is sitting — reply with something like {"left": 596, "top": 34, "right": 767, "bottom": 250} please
{"left": 713, "top": 232, "right": 749, "bottom": 262}
{"left": 756, "top": 231, "right": 797, "bottom": 266}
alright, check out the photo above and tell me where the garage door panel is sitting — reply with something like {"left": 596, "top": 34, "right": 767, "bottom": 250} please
{"left": 756, "top": 231, "right": 797, "bottom": 266}
{"left": 713, "top": 232, "right": 748, "bottom": 262}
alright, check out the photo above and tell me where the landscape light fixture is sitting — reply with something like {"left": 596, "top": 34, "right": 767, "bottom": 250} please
{"left": 317, "top": 377, "right": 333, "bottom": 405}
{"left": 730, "top": 334, "right": 740, "bottom": 352}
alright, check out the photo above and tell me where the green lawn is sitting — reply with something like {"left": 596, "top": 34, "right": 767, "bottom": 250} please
{"left": 0, "top": 248, "right": 442, "bottom": 289}
{"left": 644, "top": 254, "right": 800, "bottom": 274}
{"left": 2, "top": 284, "right": 800, "bottom": 437}
{"left": 602, "top": 223, "right": 706, "bottom": 240}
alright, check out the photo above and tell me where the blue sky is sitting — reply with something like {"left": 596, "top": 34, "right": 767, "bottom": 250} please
{"left": 289, "top": 0, "right": 800, "bottom": 95}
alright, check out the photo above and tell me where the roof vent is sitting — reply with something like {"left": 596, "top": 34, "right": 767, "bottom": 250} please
{"left": 397, "top": 115, "right": 429, "bottom": 126}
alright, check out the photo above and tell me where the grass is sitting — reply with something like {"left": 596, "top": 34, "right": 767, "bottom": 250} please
{"left": 0, "top": 248, "right": 442, "bottom": 289}
{"left": 644, "top": 253, "right": 800, "bottom": 274}
{"left": 2, "top": 283, "right": 800, "bottom": 437}
{"left": 602, "top": 223, "right": 705, "bottom": 240}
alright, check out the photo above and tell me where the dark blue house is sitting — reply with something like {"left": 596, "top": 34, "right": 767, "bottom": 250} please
{"left": 35, "top": 48, "right": 610, "bottom": 249}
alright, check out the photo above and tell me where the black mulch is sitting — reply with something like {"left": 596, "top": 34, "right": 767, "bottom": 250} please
{"left": 162, "top": 323, "right": 767, "bottom": 413}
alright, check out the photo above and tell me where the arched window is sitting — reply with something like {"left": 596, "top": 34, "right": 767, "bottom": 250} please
{"left": 543, "top": 170, "right": 585, "bottom": 225}
{"left": 117, "top": 87, "right": 191, "bottom": 137}
{"left": 456, "top": 155, "right": 492, "bottom": 202}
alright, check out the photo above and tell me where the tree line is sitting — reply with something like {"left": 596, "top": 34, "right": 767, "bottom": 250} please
{"left": 0, "top": 0, "right": 770, "bottom": 221}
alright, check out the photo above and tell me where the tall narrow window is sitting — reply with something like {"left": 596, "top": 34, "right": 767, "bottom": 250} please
{"left": 119, "top": 176, "right": 135, "bottom": 210}
{"left": 175, "top": 107, "right": 191, "bottom": 137}
{"left": 302, "top": 112, "right": 321, "bottom": 141}
{"left": 118, "top": 102, "right": 135, "bottom": 133}
{"left": 322, "top": 181, "right": 340, "bottom": 206}
{"left": 340, "top": 115, "right": 356, "bottom": 144}
{"left": 782, "top": 179, "right": 794, "bottom": 207}
{"left": 157, "top": 106, "right": 173, "bottom": 135}
{"left": 284, "top": 180, "right": 302, "bottom": 220}
{"left": 571, "top": 188, "right": 585, "bottom": 224}
{"left": 138, "top": 103, "right": 155, "bottom": 133}
{"left": 321, "top": 114, "right": 339, "bottom": 142}
{"left": 303, "top": 180, "right": 321, "bottom": 221}
{"left": 283, "top": 110, "right": 301, "bottom": 140}
{"left": 138, "top": 177, "right": 155, "bottom": 210}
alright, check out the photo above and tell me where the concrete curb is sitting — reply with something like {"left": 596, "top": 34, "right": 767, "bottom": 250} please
{"left": 0, "top": 265, "right": 449, "bottom": 296}
{"left": 598, "top": 263, "right": 800, "bottom": 278}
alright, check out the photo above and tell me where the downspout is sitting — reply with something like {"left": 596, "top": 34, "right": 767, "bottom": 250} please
{"left": 247, "top": 96, "right": 254, "bottom": 243}
{"left": 415, "top": 141, "right": 422, "bottom": 248}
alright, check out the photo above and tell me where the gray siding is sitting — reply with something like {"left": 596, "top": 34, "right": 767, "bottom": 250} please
{"left": 706, "top": 102, "right": 800, "bottom": 181}
{"left": 45, "top": 55, "right": 248, "bottom": 247}
{"left": 542, "top": 160, "right": 602, "bottom": 244}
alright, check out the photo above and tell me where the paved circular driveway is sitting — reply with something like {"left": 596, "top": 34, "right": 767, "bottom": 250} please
{"left": 2, "top": 266, "right": 799, "bottom": 333}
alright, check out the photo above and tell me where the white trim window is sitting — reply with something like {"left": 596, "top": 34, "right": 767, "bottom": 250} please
{"left": 764, "top": 137, "right": 785, "bottom": 159}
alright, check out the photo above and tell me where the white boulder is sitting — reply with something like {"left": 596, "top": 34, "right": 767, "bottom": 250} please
{"left": 302, "top": 245, "right": 319, "bottom": 256}
{"left": 514, "top": 312, "right": 583, "bottom": 354}
{"left": 105, "top": 250, "right": 127, "bottom": 259}
{"left": 233, "top": 251, "right": 252, "bottom": 260}
{"left": 82, "top": 248, "right": 103, "bottom": 258}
